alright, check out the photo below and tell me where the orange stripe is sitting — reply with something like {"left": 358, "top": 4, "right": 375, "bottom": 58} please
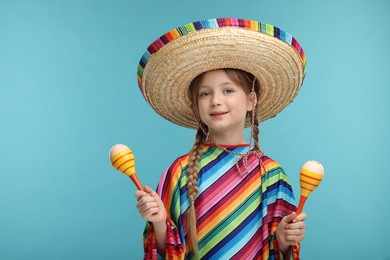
{"left": 300, "top": 177, "right": 319, "bottom": 186}
{"left": 300, "top": 178, "right": 317, "bottom": 190}
{"left": 300, "top": 171, "right": 322, "bottom": 181}
{"left": 244, "top": 19, "right": 251, "bottom": 28}
{"left": 261, "top": 244, "right": 270, "bottom": 260}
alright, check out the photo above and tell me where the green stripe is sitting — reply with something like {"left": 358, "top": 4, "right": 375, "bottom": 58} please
{"left": 266, "top": 24, "right": 274, "bottom": 36}
{"left": 184, "top": 23, "right": 196, "bottom": 33}
{"left": 264, "top": 167, "right": 291, "bottom": 186}
{"left": 171, "top": 184, "right": 181, "bottom": 224}
{"left": 198, "top": 147, "right": 223, "bottom": 169}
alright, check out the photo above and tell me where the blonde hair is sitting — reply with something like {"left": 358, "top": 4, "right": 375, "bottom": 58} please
{"left": 186, "top": 68, "right": 261, "bottom": 254}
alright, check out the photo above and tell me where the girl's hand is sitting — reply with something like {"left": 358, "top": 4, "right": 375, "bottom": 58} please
{"left": 276, "top": 212, "right": 307, "bottom": 251}
{"left": 135, "top": 186, "right": 166, "bottom": 224}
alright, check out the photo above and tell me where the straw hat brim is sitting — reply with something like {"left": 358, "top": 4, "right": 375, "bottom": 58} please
{"left": 137, "top": 18, "right": 306, "bottom": 129}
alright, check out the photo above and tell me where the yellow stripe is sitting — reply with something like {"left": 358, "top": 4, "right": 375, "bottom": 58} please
{"left": 265, "top": 161, "right": 280, "bottom": 172}
{"left": 251, "top": 20, "right": 259, "bottom": 31}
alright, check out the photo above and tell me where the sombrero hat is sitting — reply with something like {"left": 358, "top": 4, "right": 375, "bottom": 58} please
{"left": 137, "top": 18, "right": 306, "bottom": 129}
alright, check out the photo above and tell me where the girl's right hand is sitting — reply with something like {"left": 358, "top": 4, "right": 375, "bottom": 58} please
{"left": 135, "top": 186, "right": 166, "bottom": 224}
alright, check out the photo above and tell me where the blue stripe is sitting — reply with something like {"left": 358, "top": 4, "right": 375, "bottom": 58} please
{"left": 207, "top": 18, "right": 219, "bottom": 28}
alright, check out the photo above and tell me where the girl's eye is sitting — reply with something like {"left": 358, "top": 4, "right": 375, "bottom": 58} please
{"left": 199, "top": 91, "right": 210, "bottom": 97}
{"left": 224, "top": 89, "right": 234, "bottom": 94}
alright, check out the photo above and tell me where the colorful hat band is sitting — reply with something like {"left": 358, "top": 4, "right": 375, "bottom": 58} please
{"left": 137, "top": 18, "right": 306, "bottom": 90}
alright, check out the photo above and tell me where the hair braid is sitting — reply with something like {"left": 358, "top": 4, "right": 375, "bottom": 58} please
{"left": 252, "top": 112, "right": 260, "bottom": 151}
{"left": 186, "top": 127, "right": 207, "bottom": 254}
{"left": 251, "top": 111, "right": 267, "bottom": 176}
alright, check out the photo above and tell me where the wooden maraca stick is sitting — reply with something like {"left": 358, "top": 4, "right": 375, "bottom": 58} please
{"left": 109, "top": 144, "right": 143, "bottom": 190}
{"left": 296, "top": 160, "right": 324, "bottom": 214}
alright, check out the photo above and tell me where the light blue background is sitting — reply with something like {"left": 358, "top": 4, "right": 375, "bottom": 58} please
{"left": 1, "top": 0, "right": 389, "bottom": 259}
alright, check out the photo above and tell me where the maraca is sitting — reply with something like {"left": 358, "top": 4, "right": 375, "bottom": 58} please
{"left": 296, "top": 160, "right": 324, "bottom": 214}
{"left": 109, "top": 144, "right": 143, "bottom": 190}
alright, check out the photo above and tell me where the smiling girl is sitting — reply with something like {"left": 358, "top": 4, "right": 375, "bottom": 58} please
{"left": 134, "top": 18, "right": 307, "bottom": 260}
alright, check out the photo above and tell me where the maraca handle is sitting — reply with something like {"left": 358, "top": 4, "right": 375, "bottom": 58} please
{"left": 296, "top": 195, "right": 307, "bottom": 215}
{"left": 130, "top": 174, "right": 143, "bottom": 190}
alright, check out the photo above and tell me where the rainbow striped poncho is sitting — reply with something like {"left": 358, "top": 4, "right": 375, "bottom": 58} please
{"left": 143, "top": 144, "right": 300, "bottom": 259}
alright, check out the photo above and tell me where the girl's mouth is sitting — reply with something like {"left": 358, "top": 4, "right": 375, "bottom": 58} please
{"left": 210, "top": 111, "right": 228, "bottom": 117}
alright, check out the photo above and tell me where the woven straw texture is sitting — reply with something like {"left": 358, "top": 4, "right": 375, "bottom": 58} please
{"left": 137, "top": 18, "right": 306, "bottom": 128}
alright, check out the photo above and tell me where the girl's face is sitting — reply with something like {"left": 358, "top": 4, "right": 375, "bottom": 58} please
{"left": 197, "top": 70, "right": 253, "bottom": 139}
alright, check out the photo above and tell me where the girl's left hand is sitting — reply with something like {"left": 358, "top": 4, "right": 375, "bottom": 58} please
{"left": 276, "top": 212, "right": 307, "bottom": 249}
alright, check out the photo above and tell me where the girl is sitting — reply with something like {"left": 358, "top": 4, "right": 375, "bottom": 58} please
{"left": 135, "top": 18, "right": 307, "bottom": 259}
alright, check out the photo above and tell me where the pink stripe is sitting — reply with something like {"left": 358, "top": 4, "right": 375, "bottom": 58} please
{"left": 157, "top": 169, "right": 169, "bottom": 195}
{"left": 229, "top": 18, "right": 239, "bottom": 27}
{"left": 273, "top": 209, "right": 283, "bottom": 216}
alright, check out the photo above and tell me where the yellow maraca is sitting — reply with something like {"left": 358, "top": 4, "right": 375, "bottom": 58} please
{"left": 109, "top": 144, "right": 143, "bottom": 190}
{"left": 296, "top": 160, "right": 324, "bottom": 214}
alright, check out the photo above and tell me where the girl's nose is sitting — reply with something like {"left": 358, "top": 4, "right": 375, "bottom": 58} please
{"left": 211, "top": 93, "right": 222, "bottom": 107}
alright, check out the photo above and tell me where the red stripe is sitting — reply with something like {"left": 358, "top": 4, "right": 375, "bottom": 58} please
{"left": 123, "top": 165, "right": 134, "bottom": 173}
{"left": 117, "top": 159, "right": 134, "bottom": 170}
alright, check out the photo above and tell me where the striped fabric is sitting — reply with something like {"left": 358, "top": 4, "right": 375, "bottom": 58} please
{"left": 137, "top": 17, "right": 306, "bottom": 89}
{"left": 143, "top": 145, "right": 300, "bottom": 259}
